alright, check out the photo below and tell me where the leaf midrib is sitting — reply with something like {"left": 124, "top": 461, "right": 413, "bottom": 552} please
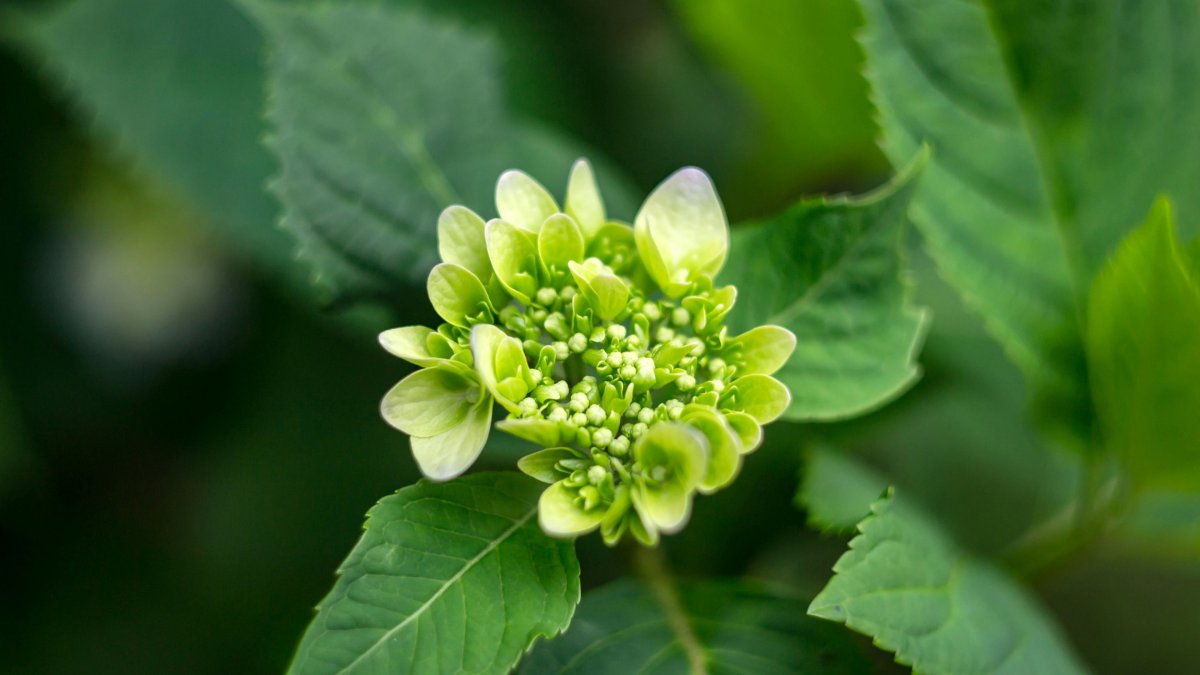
{"left": 339, "top": 506, "right": 536, "bottom": 672}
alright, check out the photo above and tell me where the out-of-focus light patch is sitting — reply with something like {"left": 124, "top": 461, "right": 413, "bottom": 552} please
{"left": 36, "top": 165, "right": 246, "bottom": 387}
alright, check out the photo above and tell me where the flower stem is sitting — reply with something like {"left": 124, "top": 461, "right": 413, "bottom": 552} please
{"left": 632, "top": 546, "right": 708, "bottom": 675}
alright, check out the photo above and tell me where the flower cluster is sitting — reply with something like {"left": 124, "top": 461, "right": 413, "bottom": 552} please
{"left": 380, "top": 160, "right": 795, "bottom": 544}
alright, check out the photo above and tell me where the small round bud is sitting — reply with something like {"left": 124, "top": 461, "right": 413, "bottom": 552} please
{"left": 656, "top": 326, "right": 675, "bottom": 343}
{"left": 671, "top": 307, "right": 690, "bottom": 326}
{"left": 560, "top": 286, "right": 577, "bottom": 301}
{"left": 586, "top": 404, "right": 606, "bottom": 427}
{"left": 606, "top": 351, "right": 624, "bottom": 367}
{"left": 667, "top": 402, "right": 684, "bottom": 420}
{"left": 708, "top": 358, "right": 727, "bottom": 374}
{"left": 631, "top": 422, "right": 648, "bottom": 438}
{"left": 531, "top": 308, "right": 548, "bottom": 324}
{"left": 606, "top": 324, "right": 627, "bottom": 341}
{"left": 609, "top": 435, "right": 631, "bottom": 456}
{"left": 547, "top": 406, "right": 568, "bottom": 422}
{"left": 536, "top": 287, "right": 558, "bottom": 307}
{"left": 571, "top": 412, "right": 588, "bottom": 427}
{"left": 592, "top": 428, "right": 614, "bottom": 448}
{"left": 518, "top": 398, "right": 538, "bottom": 416}
{"left": 642, "top": 302, "right": 662, "bottom": 322}
{"left": 553, "top": 341, "right": 570, "bottom": 361}
{"left": 569, "top": 392, "right": 589, "bottom": 413}
{"left": 676, "top": 374, "right": 696, "bottom": 391}
{"left": 625, "top": 402, "right": 642, "bottom": 418}
{"left": 625, "top": 334, "right": 642, "bottom": 348}
{"left": 637, "top": 407, "right": 655, "bottom": 424}
{"left": 568, "top": 333, "right": 588, "bottom": 353}
{"left": 635, "top": 357, "right": 655, "bottom": 372}
{"left": 543, "top": 312, "right": 569, "bottom": 340}
{"left": 587, "top": 465, "right": 608, "bottom": 484}
{"left": 619, "top": 364, "right": 637, "bottom": 380}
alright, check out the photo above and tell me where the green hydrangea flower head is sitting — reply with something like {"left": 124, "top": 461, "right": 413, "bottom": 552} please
{"left": 380, "top": 159, "right": 796, "bottom": 545}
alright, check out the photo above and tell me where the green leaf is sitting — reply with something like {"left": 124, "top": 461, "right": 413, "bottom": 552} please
{"left": 809, "top": 491, "right": 1090, "bottom": 674}
{"left": 723, "top": 151, "right": 929, "bottom": 421}
{"left": 1086, "top": 197, "right": 1200, "bottom": 490}
{"left": 858, "top": 0, "right": 1200, "bottom": 448}
{"left": 244, "top": 1, "right": 510, "bottom": 303}
{"left": 519, "top": 579, "right": 872, "bottom": 674}
{"left": 8, "top": 0, "right": 304, "bottom": 288}
{"left": 290, "top": 472, "right": 580, "bottom": 675}
{"left": 796, "top": 446, "right": 888, "bottom": 534}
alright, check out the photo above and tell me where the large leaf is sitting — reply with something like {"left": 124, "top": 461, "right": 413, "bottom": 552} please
{"left": 7, "top": 0, "right": 304, "bottom": 287}
{"left": 723, "top": 150, "right": 929, "bottom": 421}
{"left": 858, "top": 0, "right": 1200, "bottom": 448}
{"left": 809, "top": 491, "right": 1090, "bottom": 674}
{"left": 290, "top": 472, "right": 580, "bottom": 675}
{"left": 1086, "top": 197, "right": 1200, "bottom": 490}
{"left": 245, "top": 0, "right": 505, "bottom": 304}
{"left": 520, "top": 579, "right": 871, "bottom": 674}
{"left": 245, "top": 1, "right": 636, "bottom": 306}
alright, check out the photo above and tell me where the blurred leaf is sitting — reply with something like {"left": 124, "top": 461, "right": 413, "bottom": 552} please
{"left": 797, "top": 446, "right": 888, "bottom": 534}
{"left": 810, "top": 491, "right": 1090, "bottom": 674}
{"left": 290, "top": 471, "right": 580, "bottom": 675}
{"left": 246, "top": 0, "right": 636, "bottom": 306}
{"left": 7, "top": 0, "right": 305, "bottom": 287}
{"left": 724, "top": 150, "right": 929, "bottom": 421}
{"left": 672, "top": 0, "right": 883, "bottom": 198}
{"left": 1118, "top": 491, "right": 1200, "bottom": 559}
{"left": 858, "top": 0, "right": 1200, "bottom": 450}
{"left": 519, "top": 578, "right": 871, "bottom": 674}
{"left": 1086, "top": 197, "right": 1200, "bottom": 490}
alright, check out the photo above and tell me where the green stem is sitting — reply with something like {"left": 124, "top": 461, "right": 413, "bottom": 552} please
{"left": 633, "top": 546, "right": 708, "bottom": 675}
{"left": 564, "top": 353, "right": 584, "bottom": 387}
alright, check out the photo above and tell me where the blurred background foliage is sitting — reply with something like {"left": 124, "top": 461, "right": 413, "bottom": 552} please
{"left": 0, "top": 0, "right": 1196, "bottom": 673}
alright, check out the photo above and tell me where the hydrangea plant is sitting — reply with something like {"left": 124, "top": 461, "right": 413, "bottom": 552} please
{"left": 379, "top": 159, "right": 795, "bottom": 544}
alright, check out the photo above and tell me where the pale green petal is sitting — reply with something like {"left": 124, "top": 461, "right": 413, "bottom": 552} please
{"left": 437, "top": 205, "right": 491, "bottom": 281}
{"left": 586, "top": 221, "right": 639, "bottom": 274}
{"left": 493, "top": 337, "right": 535, "bottom": 403}
{"left": 565, "top": 158, "right": 606, "bottom": 240}
{"left": 632, "top": 423, "right": 708, "bottom": 533}
{"left": 485, "top": 218, "right": 540, "bottom": 303}
{"left": 380, "top": 364, "right": 481, "bottom": 437}
{"left": 378, "top": 325, "right": 442, "bottom": 367}
{"left": 427, "top": 263, "right": 492, "bottom": 327}
{"left": 496, "top": 417, "right": 567, "bottom": 446}
{"left": 724, "top": 411, "right": 763, "bottom": 454}
{"left": 409, "top": 396, "right": 492, "bottom": 481}
{"left": 730, "top": 325, "right": 797, "bottom": 376}
{"left": 728, "top": 374, "right": 791, "bottom": 424}
{"left": 518, "top": 447, "right": 581, "bottom": 483}
{"left": 568, "top": 258, "right": 629, "bottom": 321}
{"left": 682, "top": 405, "right": 742, "bottom": 493}
{"left": 634, "top": 167, "right": 729, "bottom": 297}
{"left": 496, "top": 169, "right": 558, "bottom": 233}
{"left": 539, "top": 481, "right": 604, "bottom": 538}
{"left": 538, "top": 213, "right": 586, "bottom": 272}
{"left": 470, "top": 324, "right": 526, "bottom": 414}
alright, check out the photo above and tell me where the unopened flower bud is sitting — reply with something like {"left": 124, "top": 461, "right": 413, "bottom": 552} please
{"left": 518, "top": 398, "right": 538, "bottom": 416}
{"left": 671, "top": 307, "right": 690, "bottom": 326}
{"left": 568, "top": 333, "right": 588, "bottom": 353}
{"left": 592, "top": 428, "right": 614, "bottom": 448}
{"left": 553, "top": 341, "right": 570, "bottom": 360}
{"left": 587, "top": 465, "right": 608, "bottom": 484}
{"left": 606, "top": 324, "right": 627, "bottom": 341}
{"left": 586, "top": 404, "right": 606, "bottom": 426}
{"left": 642, "top": 302, "right": 662, "bottom": 322}
{"left": 609, "top": 435, "right": 630, "bottom": 456}
{"left": 536, "top": 287, "right": 558, "bottom": 307}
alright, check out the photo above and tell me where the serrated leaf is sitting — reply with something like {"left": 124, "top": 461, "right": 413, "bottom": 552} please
{"left": 519, "top": 579, "right": 872, "bottom": 674}
{"left": 8, "top": 0, "right": 304, "bottom": 288}
{"left": 290, "top": 472, "right": 580, "bottom": 675}
{"left": 796, "top": 446, "right": 888, "bottom": 534}
{"left": 1086, "top": 197, "right": 1200, "bottom": 490}
{"left": 858, "top": 0, "right": 1200, "bottom": 448}
{"left": 809, "top": 491, "right": 1090, "bottom": 675}
{"left": 723, "top": 151, "right": 929, "bottom": 420}
{"left": 245, "top": 1, "right": 505, "bottom": 303}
